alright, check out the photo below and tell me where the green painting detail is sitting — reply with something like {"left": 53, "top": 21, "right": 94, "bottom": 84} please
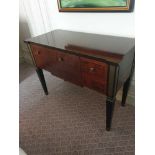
{"left": 60, "top": 0, "right": 127, "bottom": 8}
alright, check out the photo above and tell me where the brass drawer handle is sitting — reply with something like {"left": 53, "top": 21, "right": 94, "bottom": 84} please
{"left": 89, "top": 67, "right": 95, "bottom": 72}
{"left": 58, "top": 57, "right": 64, "bottom": 62}
{"left": 35, "top": 50, "right": 41, "bottom": 55}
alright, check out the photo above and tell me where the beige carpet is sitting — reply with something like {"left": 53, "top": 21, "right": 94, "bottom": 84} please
{"left": 19, "top": 63, "right": 135, "bottom": 155}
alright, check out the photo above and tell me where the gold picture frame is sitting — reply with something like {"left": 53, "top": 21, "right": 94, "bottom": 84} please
{"left": 57, "top": 0, "right": 134, "bottom": 12}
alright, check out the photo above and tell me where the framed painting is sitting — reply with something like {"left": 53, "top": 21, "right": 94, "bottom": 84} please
{"left": 57, "top": 0, "right": 134, "bottom": 12}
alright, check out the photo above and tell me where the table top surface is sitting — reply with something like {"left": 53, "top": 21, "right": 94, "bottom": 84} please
{"left": 25, "top": 29, "right": 135, "bottom": 56}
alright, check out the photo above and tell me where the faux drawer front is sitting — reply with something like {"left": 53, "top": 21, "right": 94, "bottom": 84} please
{"left": 53, "top": 51, "right": 82, "bottom": 86}
{"left": 80, "top": 57, "right": 108, "bottom": 78}
{"left": 57, "top": 51, "right": 80, "bottom": 69}
{"left": 30, "top": 44, "right": 57, "bottom": 71}
{"left": 83, "top": 75, "right": 107, "bottom": 93}
{"left": 80, "top": 57, "right": 108, "bottom": 94}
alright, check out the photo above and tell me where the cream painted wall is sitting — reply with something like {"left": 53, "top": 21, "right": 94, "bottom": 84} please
{"left": 46, "top": 1, "right": 134, "bottom": 37}
{"left": 19, "top": 0, "right": 134, "bottom": 42}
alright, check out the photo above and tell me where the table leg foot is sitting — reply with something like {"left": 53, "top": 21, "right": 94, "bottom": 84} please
{"left": 106, "top": 97, "right": 115, "bottom": 131}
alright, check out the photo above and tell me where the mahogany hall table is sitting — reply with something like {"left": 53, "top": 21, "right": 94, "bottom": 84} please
{"left": 25, "top": 30, "right": 135, "bottom": 131}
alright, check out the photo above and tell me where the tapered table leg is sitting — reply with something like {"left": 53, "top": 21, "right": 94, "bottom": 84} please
{"left": 36, "top": 68, "right": 48, "bottom": 95}
{"left": 121, "top": 77, "right": 131, "bottom": 107}
{"left": 106, "top": 97, "right": 115, "bottom": 131}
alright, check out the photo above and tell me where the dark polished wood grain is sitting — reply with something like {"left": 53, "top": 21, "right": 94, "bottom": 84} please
{"left": 25, "top": 30, "right": 135, "bottom": 131}
{"left": 31, "top": 44, "right": 50, "bottom": 69}
{"left": 80, "top": 57, "right": 108, "bottom": 94}
{"left": 53, "top": 51, "right": 82, "bottom": 86}
{"left": 25, "top": 30, "right": 134, "bottom": 63}
{"left": 65, "top": 44, "right": 124, "bottom": 64}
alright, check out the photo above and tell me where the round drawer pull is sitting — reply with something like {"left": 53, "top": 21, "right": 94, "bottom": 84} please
{"left": 89, "top": 67, "right": 95, "bottom": 72}
{"left": 58, "top": 57, "right": 64, "bottom": 62}
{"left": 35, "top": 50, "right": 41, "bottom": 55}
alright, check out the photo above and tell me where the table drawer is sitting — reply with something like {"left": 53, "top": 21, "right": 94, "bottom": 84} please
{"left": 83, "top": 74, "right": 107, "bottom": 93}
{"left": 80, "top": 57, "right": 108, "bottom": 94}
{"left": 56, "top": 51, "right": 80, "bottom": 69}
{"left": 80, "top": 57, "right": 108, "bottom": 79}
{"left": 31, "top": 44, "right": 58, "bottom": 72}
{"left": 55, "top": 51, "right": 82, "bottom": 85}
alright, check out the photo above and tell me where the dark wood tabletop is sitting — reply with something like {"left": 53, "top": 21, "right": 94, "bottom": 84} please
{"left": 25, "top": 29, "right": 135, "bottom": 64}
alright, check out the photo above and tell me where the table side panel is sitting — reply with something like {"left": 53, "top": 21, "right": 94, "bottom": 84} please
{"left": 117, "top": 47, "right": 135, "bottom": 91}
